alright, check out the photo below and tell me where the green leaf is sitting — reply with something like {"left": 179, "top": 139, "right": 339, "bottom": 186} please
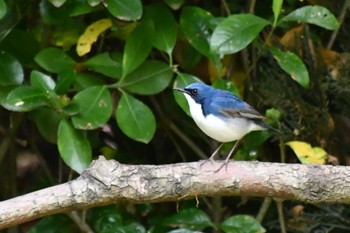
{"left": 58, "top": 119, "right": 92, "bottom": 174}
{"left": 273, "top": 0, "right": 283, "bottom": 27}
{"left": 0, "top": 29, "right": 40, "bottom": 66}
{"left": 74, "top": 73, "right": 105, "bottom": 90}
{"left": 270, "top": 47, "right": 309, "bottom": 88}
{"left": 28, "top": 214, "right": 74, "bottom": 233}
{"left": 84, "top": 52, "right": 122, "bottom": 79}
{"left": 220, "top": 215, "right": 265, "bottom": 233}
{"left": 167, "top": 229, "right": 199, "bottom": 233}
{"left": 180, "top": 6, "right": 215, "bottom": 59}
{"left": 30, "top": 70, "right": 56, "bottom": 92}
{"left": 55, "top": 69, "right": 76, "bottom": 94}
{"left": 212, "top": 79, "right": 240, "bottom": 97}
{"left": 90, "top": 206, "right": 123, "bottom": 233}
{"left": 2, "top": 86, "right": 48, "bottom": 111}
{"left": 35, "top": 48, "right": 75, "bottom": 73}
{"left": 164, "top": 208, "right": 214, "bottom": 230}
{"left": 164, "top": 0, "right": 184, "bottom": 10}
{"left": 0, "top": 0, "right": 7, "bottom": 20}
{"left": 116, "top": 92, "right": 156, "bottom": 143}
{"left": 86, "top": 0, "right": 102, "bottom": 7}
{"left": 122, "top": 20, "right": 154, "bottom": 77}
{"left": 106, "top": 0, "right": 142, "bottom": 21}
{"left": 210, "top": 14, "right": 270, "bottom": 54}
{"left": 32, "top": 108, "right": 61, "bottom": 143}
{"left": 173, "top": 73, "right": 202, "bottom": 116}
{"left": 119, "top": 60, "right": 173, "bottom": 95}
{"left": 119, "top": 223, "right": 146, "bottom": 233}
{"left": 71, "top": 86, "right": 113, "bottom": 130}
{"left": 282, "top": 5, "right": 339, "bottom": 30}
{"left": 40, "top": 0, "right": 93, "bottom": 24}
{"left": 52, "top": 18, "right": 85, "bottom": 51}
{"left": 145, "top": 3, "right": 177, "bottom": 56}
{"left": 49, "top": 0, "right": 67, "bottom": 8}
{"left": 0, "top": 51, "right": 24, "bottom": 86}
{"left": 0, "top": 85, "right": 16, "bottom": 104}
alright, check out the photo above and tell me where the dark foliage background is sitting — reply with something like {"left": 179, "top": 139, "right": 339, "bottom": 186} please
{"left": 0, "top": 0, "right": 350, "bottom": 232}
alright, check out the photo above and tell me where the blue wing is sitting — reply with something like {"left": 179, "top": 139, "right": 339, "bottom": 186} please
{"left": 204, "top": 90, "right": 265, "bottom": 121}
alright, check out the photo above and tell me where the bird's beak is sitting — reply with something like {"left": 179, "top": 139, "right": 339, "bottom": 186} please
{"left": 174, "top": 87, "right": 189, "bottom": 94}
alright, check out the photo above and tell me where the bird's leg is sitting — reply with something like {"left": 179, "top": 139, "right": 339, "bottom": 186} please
{"left": 199, "top": 143, "right": 224, "bottom": 168}
{"left": 224, "top": 140, "right": 241, "bottom": 163}
{"left": 215, "top": 140, "right": 241, "bottom": 172}
{"left": 209, "top": 143, "right": 224, "bottom": 160}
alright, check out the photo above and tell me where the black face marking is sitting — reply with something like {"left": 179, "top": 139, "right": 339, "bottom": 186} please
{"left": 186, "top": 88, "right": 197, "bottom": 96}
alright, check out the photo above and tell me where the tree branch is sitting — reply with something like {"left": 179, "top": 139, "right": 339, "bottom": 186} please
{"left": 1, "top": 156, "right": 350, "bottom": 229}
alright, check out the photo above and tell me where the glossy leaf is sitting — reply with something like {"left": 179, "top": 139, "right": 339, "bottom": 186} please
{"left": 76, "top": 18, "right": 112, "bottom": 56}
{"left": 32, "top": 108, "right": 61, "bottom": 143}
{"left": 116, "top": 92, "right": 156, "bottom": 143}
{"left": 286, "top": 141, "right": 327, "bottom": 164}
{"left": 58, "top": 119, "right": 92, "bottom": 174}
{"left": 49, "top": 0, "right": 67, "bottom": 7}
{"left": 0, "top": 51, "right": 24, "bottom": 86}
{"left": 72, "top": 86, "right": 112, "bottom": 130}
{"left": 282, "top": 6, "right": 339, "bottom": 30}
{"left": 106, "top": 0, "right": 142, "bottom": 21}
{"left": 167, "top": 229, "right": 199, "bottom": 233}
{"left": 220, "top": 215, "right": 265, "bottom": 233}
{"left": 145, "top": 3, "right": 177, "bottom": 56}
{"left": 270, "top": 47, "right": 309, "bottom": 88}
{"left": 55, "top": 69, "right": 76, "bottom": 94}
{"left": 30, "top": 70, "right": 56, "bottom": 92}
{"left": 35, "top": 48, "right": 75, "bottom": 73}
{"left": 40, "top": 0, "right": 93, "bottom": 24}
{"left": 0, "top": 0, "right": 7, "bottom": 20}
{"left": 0, "top": 85, "right": 15, "bottom": 104}
{"left": 84, "top": 52, "right": 122, "bottom": 79}
{"left": 118, "top": 223, "right": 146, "bottom": 233}
{"left": 86, "top": 0, "right": 102, "bottom": 7}
{"left": 2, "top": 86, "right": 47, "bottom": 111}
{"left": 210, "top": 14, "right": 270, "bottom": 54}
{"left": 180, "top": 6, "right": 215, "bottom": 59}
{"left": 74, "top": 73, "right": 105, "bottom": 90}
{"left": 273, "top": 0, "right": 283, "bottom": 27}
{"left": 122, "top": 20, "right": 154, "bottom": 77}
{"left": 173, "top": 73, "right": 202, "bottom": 116}
{"left": 164, "top": 208, "right": 214, "bottom": 230}
{"left": 164, "top": 0, "right": 184, "bottom": 10}
{"left": 119, "top": 60, "right": 173, "bottom": 95}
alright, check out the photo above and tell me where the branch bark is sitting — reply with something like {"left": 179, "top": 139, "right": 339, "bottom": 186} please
{"left": 1, "top": 156, "right": 350, "bottom": 229}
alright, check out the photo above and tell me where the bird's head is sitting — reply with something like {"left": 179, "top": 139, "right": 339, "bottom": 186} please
{"left": 174, "top": 83, "right": 212, "bottom": 103}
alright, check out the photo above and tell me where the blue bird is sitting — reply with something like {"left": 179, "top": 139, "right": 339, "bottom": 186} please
{"left": 174, "top": 82, "right": 269, "bottom": 162}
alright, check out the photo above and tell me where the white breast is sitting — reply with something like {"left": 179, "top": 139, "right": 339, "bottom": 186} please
{"left": 184, "top": 94, "right": 266, "bottom": 142}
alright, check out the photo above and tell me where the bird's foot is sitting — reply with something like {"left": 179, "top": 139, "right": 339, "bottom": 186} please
{"left": 199, "top": 158, "right": 215, "bottom": 169}
{"left": 214, "top": 157, "right": 233, "bottom": 173}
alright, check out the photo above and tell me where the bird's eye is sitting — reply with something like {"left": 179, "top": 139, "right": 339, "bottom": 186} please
{"left": 191, "top": 89, "right": 197, "bottom": 95}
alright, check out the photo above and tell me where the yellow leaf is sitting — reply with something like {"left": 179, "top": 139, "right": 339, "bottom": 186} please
{"left": 76, "top": 18, "right": 112, "bottom": 56}
{"left": 286, "top": 141, "right": 327, "bottom": 165}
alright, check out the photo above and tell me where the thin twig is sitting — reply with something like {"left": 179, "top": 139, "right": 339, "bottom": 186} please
{"left": 275, "top": 198, "right": 287, "bottom": 233}
{"left": 249, "top": 0, "right": 256, "bottom": 14}
{"left": 66, "top": 211, "right": 94, "bottom": 233}
{"left": 256, "top": 197, "right": 272, "bottom": 222}
{"left": 327, "top": 0, "right": 350, "bottom": 49}
{"left": 221, "top": 0, "right": 231, "bottom": 15}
